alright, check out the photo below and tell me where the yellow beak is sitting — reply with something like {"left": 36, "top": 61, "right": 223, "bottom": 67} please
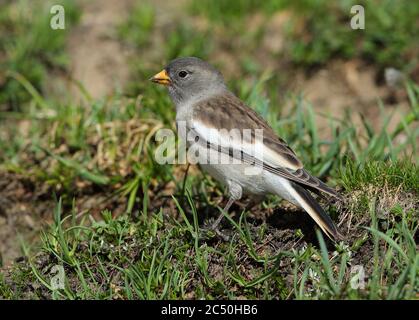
{"left": 150, "top": 69, "right": 171, "bottom": 86}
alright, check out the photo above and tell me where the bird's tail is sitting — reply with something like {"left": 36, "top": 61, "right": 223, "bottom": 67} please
{"left": 278, "top": 180, "right": 341, "bottom": 240}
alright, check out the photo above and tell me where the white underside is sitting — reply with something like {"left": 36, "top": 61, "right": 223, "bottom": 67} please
{"left": 198, "top": 147, "right": 298, "bottom": 206}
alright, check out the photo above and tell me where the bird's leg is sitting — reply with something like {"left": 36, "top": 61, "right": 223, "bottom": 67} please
{"left": 207, "top": 181, "right": 242, "bottom": 241}
{"left": 211, "top": 194, "right": 263, "bottom": 231}
{"left": 211, "top": 197, "right": 235, "bottom": 230}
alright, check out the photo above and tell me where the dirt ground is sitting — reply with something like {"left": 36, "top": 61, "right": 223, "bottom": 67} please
{"left": 66, "top": 0, "right": 134, "bottom": 100}
{"left": 0, "top": 171, "right": 128, "bottom": 265}
{"left": 0, "top": 173, "right": 50, "bottom": 265}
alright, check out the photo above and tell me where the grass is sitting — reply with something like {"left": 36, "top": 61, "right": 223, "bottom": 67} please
{"left": 189, "top": 0, "right": 419, "bottom": 73}
{"left": 117, "top": 2, "right": 155, "bottom": 49}
{"left": 0, "top": 163, "right": 417, "bottom": 299}
{"left": 0, "top": 0, "right": 80, "bottom": 110}
{"left": 0, "top": 0, "right": 418, "bottom": 300}
{"left": 189, "top": 0, "right": 285, "bottom": 25}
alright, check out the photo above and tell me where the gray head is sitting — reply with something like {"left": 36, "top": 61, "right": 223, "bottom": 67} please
{"left": 150, "top": 57, "right": 226, "bottom": 106}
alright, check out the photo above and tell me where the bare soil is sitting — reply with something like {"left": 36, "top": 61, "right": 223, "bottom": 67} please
{"left": 0, "top": 173, "right": 51, "bottom": 265}
{"left": 66, "top": 0, "right": 134, "bottom": 101}
{"left": 0, "top": 171, "right": 129, "bottom": 265}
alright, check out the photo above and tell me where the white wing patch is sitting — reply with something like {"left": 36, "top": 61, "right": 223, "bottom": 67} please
{"left": 191, "top": 119, "right": 302, "bottom": 170}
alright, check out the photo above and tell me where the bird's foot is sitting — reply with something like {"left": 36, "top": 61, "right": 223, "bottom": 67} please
{"left": 212, "top": 228, "right": 230, "bottom": 242}
{"left": 200, "top": 222, "right": 230, "bottom": 242}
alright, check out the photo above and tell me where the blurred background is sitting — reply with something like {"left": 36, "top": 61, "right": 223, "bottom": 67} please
{"left": 2, "top": 1, "right": 418, "bottom": 117}
{"left": 0, "top": 0, "right": 418, "bottom": 268}
{"left": 0, "top": 0, "right": 419, "bottom": 117}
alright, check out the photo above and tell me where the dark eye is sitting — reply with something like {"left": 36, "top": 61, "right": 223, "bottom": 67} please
{"left": 178, "top": 71, "right": 188, "bottom": 78}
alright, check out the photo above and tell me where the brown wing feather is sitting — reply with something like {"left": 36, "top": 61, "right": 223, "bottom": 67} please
{"left": 193, "top": 93, "right": 303, "bottom": 169}
{"left": 191, "top": 94, "right": 341, "bottom": 199}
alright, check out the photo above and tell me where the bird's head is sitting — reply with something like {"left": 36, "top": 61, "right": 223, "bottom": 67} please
{"left": 150, "top": 57, "right": 226, "bottom": 105}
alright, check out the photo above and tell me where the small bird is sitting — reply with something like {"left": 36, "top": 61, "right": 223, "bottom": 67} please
{"left": 150, "top": 57, "right": 341, "bottom": 240}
